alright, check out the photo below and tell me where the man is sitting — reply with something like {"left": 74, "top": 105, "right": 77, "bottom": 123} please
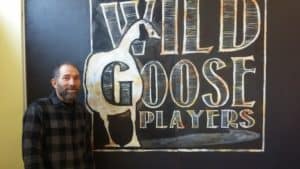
{"left": 22, "top": 63, "right": 94, "bottom": 169}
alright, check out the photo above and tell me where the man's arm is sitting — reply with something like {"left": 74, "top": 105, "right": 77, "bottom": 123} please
{"left": 22, "top": 103, "right": 45, "bottom": 169}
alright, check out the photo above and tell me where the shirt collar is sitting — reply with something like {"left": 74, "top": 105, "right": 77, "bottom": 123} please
{"left": 49, "top": 91, "right": 78, "bottom": 108}
{"left": 50, "top": 91, "right": 62, "bottom": 105}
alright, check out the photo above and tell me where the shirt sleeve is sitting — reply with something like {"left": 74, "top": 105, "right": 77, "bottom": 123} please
{"left": 22, "top": 103, "right": 45, "bottom": 169}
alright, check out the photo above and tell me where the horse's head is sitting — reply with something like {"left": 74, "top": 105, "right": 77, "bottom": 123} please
{"left": 139, "top": 20, "right": 160, "bottom": 40}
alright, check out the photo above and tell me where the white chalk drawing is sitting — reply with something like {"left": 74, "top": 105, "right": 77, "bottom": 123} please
{"left": 231, "top": 56, "right": 256, "bottom": 107}
{"left": 170, "top": 59, "right": 200, "bottom": 108}
{"left": 183, "top": 0, "right": 213, "bottom": 54}
{"left": 84, "top": 19, "right": 160, "bottom": 147}
{"left": 141, "top": 61, "right": 169, "bottom": 109}
{"left": 219, "top": 0, "right": 261, "bottom": 52}
{"left": 160, "top": 0, "right": 178, "bottom": 55}
{"left": 101, "top": 0, "right": 156, "bottom": 55}
{"left": 202, "top": 58, "right": 230, "bottom": 108}
{"left": 85, "top": 0, "right": 267, "bottom": 152}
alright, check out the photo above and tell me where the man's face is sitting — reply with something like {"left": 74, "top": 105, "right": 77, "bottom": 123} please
{"left": 51, "top": 64, "right": 81, "bottom": 103}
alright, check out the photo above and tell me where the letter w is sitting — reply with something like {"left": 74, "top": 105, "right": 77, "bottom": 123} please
{"left": 100, "top": 0, "right": 156, "bottom": 55}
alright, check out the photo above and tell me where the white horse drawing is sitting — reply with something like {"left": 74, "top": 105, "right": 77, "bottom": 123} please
{"left": 84, "top": 19, "right": 160, "bottom": 147}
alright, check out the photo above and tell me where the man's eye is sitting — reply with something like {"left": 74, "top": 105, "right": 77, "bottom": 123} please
{"left": 63, "top": 76, "right": 70, "bottom": 80}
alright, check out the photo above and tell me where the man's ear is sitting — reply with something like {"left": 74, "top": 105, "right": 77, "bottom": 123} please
{"left": 51, "top": 78, "right": 57, "bottom": 88}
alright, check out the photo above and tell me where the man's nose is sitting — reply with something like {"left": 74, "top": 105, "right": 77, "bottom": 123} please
{"left": 68, "top": 78, "right": 76, "bottom": 86}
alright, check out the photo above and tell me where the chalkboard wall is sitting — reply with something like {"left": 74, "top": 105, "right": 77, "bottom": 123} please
{"left": 25, "top": 0, "right": 300, "bottom": 168}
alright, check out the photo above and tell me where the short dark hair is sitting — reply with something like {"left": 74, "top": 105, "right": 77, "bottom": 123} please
{"left": 52, "top": 62, "right": 79, "bottom": 79}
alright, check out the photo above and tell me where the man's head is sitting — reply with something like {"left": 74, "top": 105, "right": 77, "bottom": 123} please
{"left": 51, "top": 63, "right": 81, "bottom": 104}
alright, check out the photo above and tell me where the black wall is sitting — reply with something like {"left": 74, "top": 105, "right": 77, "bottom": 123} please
{"left": 25, "top": 0, "right": 300, "bottom": 169}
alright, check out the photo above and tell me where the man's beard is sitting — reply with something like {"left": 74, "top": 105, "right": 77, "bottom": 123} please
{"left": 57, "top": 86, "right": 79, "bottom": 103}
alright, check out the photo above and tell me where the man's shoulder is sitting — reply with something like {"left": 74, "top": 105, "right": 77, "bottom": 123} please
{"left": 26, "top": 97, "right": 53, "bottom": 113}
{"left": 24, "top": 98, "right": 50, "bottom": 119}
{"left": 29, "top": 97, "right": 51, "bottom": 107}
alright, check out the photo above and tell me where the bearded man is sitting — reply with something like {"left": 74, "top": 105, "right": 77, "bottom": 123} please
{"left": 22, "top": 63, "right": 94, "bottom": 169}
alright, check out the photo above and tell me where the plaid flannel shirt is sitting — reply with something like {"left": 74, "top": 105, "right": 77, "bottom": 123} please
{"left": 22, "top": 92, "right": 94, "bottom": 169}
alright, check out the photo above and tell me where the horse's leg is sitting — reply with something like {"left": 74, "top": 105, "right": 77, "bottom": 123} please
{"left": 101, "top": 113, "right": 120, "bottom": 147}
{"left": 124, "top": 106, "right": 141, "bottom": 147}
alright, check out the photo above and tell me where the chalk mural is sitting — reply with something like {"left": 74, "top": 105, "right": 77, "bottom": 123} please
{"left": 84, "top": 0, "right": 267, "bottom": 151}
